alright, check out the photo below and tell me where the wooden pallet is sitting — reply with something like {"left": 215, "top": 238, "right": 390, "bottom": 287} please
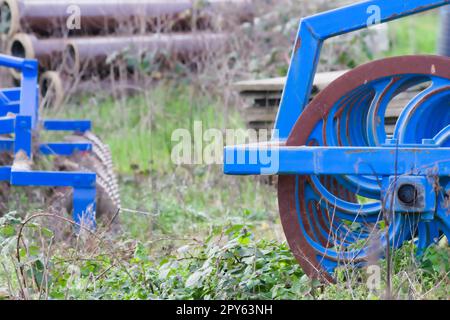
{"left": 234, "top": 71, "right": 423, "bottom": 137}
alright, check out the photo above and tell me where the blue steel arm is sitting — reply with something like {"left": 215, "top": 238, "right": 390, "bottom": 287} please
{"left": 0, "top": 117, "right": 15, "bottom": 134}
{"left": 42, "top": 120, "right": 92, "bottom": 132}
{"left": 11, "top": 170, "right": 97, "bottom": 226}
{"left": 0, "top": 88, "right": 21, "bottom": 102}
{"left": 0, "top": 54, "right": 39, "bottom": 127}
{"left": 9, "top": 115, "right": 97, "bottom": 227}
{"left": 0, "top": 139, "right": 13, "bottom": 152}
{"left": 0, "top": 88, "right": 21, "bottom": 116}
{"left": 0, "top": 167, "right": 11, "bottom": 181}
{"left": 274, "top": 0, "right": 450, "bottom": 140}
{"left": 39, "top": 143, "right": 92, "bottom": 155}
{"left": 224, "top": 145, "right": 450, "bottom": 176}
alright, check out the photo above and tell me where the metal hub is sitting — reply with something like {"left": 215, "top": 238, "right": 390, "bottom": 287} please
{"left": 397, "top": 184, "right": 418, "bottom": 207}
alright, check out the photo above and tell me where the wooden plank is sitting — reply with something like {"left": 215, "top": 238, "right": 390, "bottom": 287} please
{"left": 238, "top": 71, "right": 427, "bottom": 136}
{"left": 234, "top": 70, "right": 348, "bottom": 93}
{"left": 244, "top": 106, "right": 278, "bottom": 122}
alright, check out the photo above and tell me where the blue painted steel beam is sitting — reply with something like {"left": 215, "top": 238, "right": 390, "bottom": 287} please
{"left": 0, "top": 92, "right": 9, "bottom": 105}
{"left": 0, "top": 104, "right": 20, "bottom": 116}
{"left": 19, "top": 60, "right": 39, "bottom": 128}
{"left": 39, "top": 142, "right": 92, "bottom": 156}
{"left": 14, "top": 115, "right": 32, "bottom": 157}
{"left": 10, "top": 170, "right": 96, "bottom": 227}
{"left": 0, "top": 88, "right": 21, "bottom": 102}
{"left": 73, "top": 188, "right": 96, "bottom": 227}
{"left": 42, "top": 120, "right": 92, "bottom": 132}
{"left": 224, "top": 146, "right": 450, "bottom": 176}
{"left": 0, "top": 117, "right": 15, "bottom": 134}
{"left": 0, "top": 139, "right": 13, "bottom": 152}
{"left": 439, "top": 5, "right": 450, "bottom": 55}
{"left": 0, "top": 54, "right": 28, "bottom": 69}
{"left": 274, "top": 0, "right": 450, "bottom": 140}
{"left": 10, "top": 171, "right": 96, "bottom": 188}
{"left": 0, "top": 167, "right": 11, "bottom": 181}
{"left": 0, "top": 88, "right": 22, "bottom": 116}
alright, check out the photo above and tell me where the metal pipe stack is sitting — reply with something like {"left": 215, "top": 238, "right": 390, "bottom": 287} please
{"left": 0, "top": 0, "right": 254, "bottom": 106}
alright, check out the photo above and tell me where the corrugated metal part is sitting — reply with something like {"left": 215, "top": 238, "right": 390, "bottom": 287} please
{"left": 0, "top": 0, "right": 253, "bottom": 36}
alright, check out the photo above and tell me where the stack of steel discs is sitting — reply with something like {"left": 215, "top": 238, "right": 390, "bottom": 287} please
{"left": 234, "top": 71, "right": 427, "bottom": 140}
{"left": 0, "top": 0, "right": 254, "bottom": 107}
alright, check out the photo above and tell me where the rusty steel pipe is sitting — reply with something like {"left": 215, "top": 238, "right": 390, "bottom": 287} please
{"left": 0, "top": 0, "right": 253, "bottom": 37}
{"left": 39, "top": 71, "right": 143, "bottom": 108}
{"left": 7, "top": 33, "right": 67, "bottom": 79}
{"left": 63, "top": 32, "right": 228, "bottom": 75}
{"left": 39, "top": 71, "right": 67, "bottom": 108}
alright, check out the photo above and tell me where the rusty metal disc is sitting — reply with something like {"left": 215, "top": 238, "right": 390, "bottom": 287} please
{"left": 278, "top": 55, "right": 450, "bottom": 283}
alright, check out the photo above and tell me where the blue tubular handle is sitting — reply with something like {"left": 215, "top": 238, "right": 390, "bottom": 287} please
{"left": 0, "top": 53, "right": 28, "bottom": 70}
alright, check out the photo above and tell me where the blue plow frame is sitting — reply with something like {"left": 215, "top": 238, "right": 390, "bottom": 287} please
{"left": 0, "top": 54, "right": 97, "bottom": 228}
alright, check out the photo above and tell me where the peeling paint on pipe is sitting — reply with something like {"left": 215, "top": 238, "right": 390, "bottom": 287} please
{"left": 0, "top": 0, "right": 253, "bottom": 37}
{"left": 63, "top": 32, "right": 228, "bottom": 75}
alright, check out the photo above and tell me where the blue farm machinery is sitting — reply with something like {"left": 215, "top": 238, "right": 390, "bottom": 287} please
{"left": 225, "top": 0, "right": 450, "bottom": 282}
{"left": 0, "top": 53, "right": 120, "bottom": 230}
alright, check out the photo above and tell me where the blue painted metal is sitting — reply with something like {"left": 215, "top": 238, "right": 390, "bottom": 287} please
{"left": 0, "top": 53, "right": 97, "bottom": 228}
{"left": 274, "top": 0, "right": 450, "bottom": 140}
{"left": 0, "top": 117, "right": 15, "bottom": 134}
{"left": 42, "top": 120, "right": 92, "bottom": 133}
{"left": 224, "top": 0, "right": 450, "bottom": 281}
{"left": 14, "top": 116, "right": 32, "bottom": 158}
{"left": 39, "top": 143, "right": 93, "bottom": 156}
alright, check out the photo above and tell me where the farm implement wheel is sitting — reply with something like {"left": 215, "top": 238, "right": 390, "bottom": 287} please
{"left": 278, "top": 55, "right": 450, "bottom": 283}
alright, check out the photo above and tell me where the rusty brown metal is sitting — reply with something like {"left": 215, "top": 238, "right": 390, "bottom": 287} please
{"left": 39, "top": 70, "right": 144, "bottom": 108}
{"left": 277, "top": 55, "right": 450, "bottom": 283}
{"left": 0, "top": 0, "right": 253, "bottom": 37}
{"left": 7, "top": 33, "right": 67, "bottom": 79}
{"left": 63, "top": 32, "right": 228, "bottom": 76}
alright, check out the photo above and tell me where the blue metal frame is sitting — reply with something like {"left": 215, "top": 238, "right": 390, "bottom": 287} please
{"left": 224, "top": 143, "right": 450, "bottom": 176}
{"left": 0, "top": 53, "right": 97, "bottom": 228}
{"left": 274, "top": 0, "right": 450, "bottom": 141}
{"left": 224, "top": 0, "right": 450, "bottom": 278}
{"left": 224, "top": 0, "right": 450, "bottom": 174}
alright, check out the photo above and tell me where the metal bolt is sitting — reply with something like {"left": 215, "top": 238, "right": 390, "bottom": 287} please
{"left": 397, "top": 184, "right": 418, "bottom": 206}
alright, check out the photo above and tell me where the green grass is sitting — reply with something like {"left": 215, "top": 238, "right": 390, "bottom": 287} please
{"left": 46, "top": 86, "right": 239, "bottom": 175}
{"left": 383, "top": 11, "right": 440, "bottom": 57}
{"left": 41, "top": 84, "right": 280, "bottom": 243}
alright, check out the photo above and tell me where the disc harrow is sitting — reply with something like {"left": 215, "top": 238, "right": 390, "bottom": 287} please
{"left": 0, "top": 53, "right": 118, "bottom": 230}
{"left": 224, "top": 0, "right": 450, "bottom": 282}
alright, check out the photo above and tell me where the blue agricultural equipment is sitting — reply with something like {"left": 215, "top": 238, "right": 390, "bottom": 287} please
{"left": 0, "top": 53, "right": 119, "bottom": 230}
{"left": 224, "top": 0, "right": 450, "bottom": 282}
